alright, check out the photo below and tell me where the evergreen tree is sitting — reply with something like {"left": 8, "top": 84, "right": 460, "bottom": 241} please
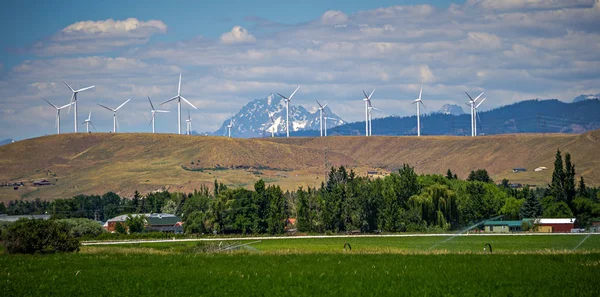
{"left": 132, "top": 190, "right": 141, "bottom": 212}
{"left": 520, "top": 191, "right": 542, "bottom": 219}
{"left": 446, "top": 169, "right": 453, "bottom": 180}
{"left": 564, "top": 153, "right": 576, "bottom": 207}
{"left": 577, "top": 176, "right": 587, "bottom": 198}
{"left": 548, "top": 149, "right": 565, "bottom": 202}
{"left": 296, "top": 187, "right": 311, "bottom": 232}
{"left": 467, "top": 169, "right": 493, "bottom": 183}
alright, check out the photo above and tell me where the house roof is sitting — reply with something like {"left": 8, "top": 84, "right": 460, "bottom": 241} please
{"left": 146, "top": 215, "right": 181, "bottom": 226}
{"left": 0, "top": 214, "right": 51, "bottom": 222}
{"left": 483, "top": 220, "right": 523, "bottom": 227}
{"left": 106, "top": 213, "right": 178, "bottom": 222}
{"left": 535, "top": 218, "right": 576, "bottom": 224}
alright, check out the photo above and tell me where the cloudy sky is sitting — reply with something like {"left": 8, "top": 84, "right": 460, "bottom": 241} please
{"left": 1, "top": 0, "right": 599, "bottom": 139}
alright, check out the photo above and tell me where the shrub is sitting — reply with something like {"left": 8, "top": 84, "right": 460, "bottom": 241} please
{"left": 4, "top": 218, "right": 80, "bottom": 254}
{"left": 56, "top": 218, "right": 105, "bottom": 239}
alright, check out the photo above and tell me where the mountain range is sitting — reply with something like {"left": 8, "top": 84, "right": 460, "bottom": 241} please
{"left": 213, "top": 94, "right": 345, "bottom": 138}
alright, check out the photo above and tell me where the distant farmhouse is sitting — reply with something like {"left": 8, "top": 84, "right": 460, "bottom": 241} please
{"left": 483, "top": 218, "right": 577, "bottom": 233}
{"left": 103, "top": 213, "right": 183, "bottom": 233}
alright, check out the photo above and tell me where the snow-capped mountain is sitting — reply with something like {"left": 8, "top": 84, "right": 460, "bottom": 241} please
{"left": 213, "top": 94, "right": 345, "bottom": 138}
{"left": 437, "top": 104, "right": 465, "bottom": 115}
{"left": 572, "top": 94, "right": 600, "bottom": 103}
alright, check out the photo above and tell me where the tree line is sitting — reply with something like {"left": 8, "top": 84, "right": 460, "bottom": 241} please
{"left": 2, "top": 150, "right": 599, "bottom": 234}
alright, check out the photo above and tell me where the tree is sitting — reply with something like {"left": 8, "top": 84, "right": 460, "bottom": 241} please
{"left": 296, "top": 187, "right": 311, "bottom": 232}
{"left": 132, "top": 190, "right": 141, "bottom": 212}
{"left": 126, "top": 214, "right": 146, "bottom": 233}
{"left": 548, "top": 149, "right": 566, "bottom": 202}
{"left": 4, "top": 218, "right": 80, "bottom": 254}
{"left": 184, "top": 211, "right": 207, "bottom": 234}
{"left": 162, "top": 200, "right": 178, "bottom": 214}
{"left": 564, "top": 153, "right": 576, "bottom": 208}
{"left": 115, "top": 222, "right": 127, "bottom": 234}
{"left": 267, "top": 186, "right": 286, "bottom": 234}
{"left": 543, "top": 201, "right": 573, "bottom": 218}
{"left": 57, "top": 218, "right": 104, "bottom": 238}
{"left": 501, "top": 197, "right": 524, "bottom": 220}
{"left": 0, "top": 202, "right": 6, "bottom": 214}
{"left": 501, "top": 179, "right": 510, "bottom": 189}
{"left": 467, "top": 169, "right": 493, "bottom": 183}
{"left": 577, "top": 176, "right": 587, "bottom": 198}
{"left": 446, "top": 169, "right": 454, "bottom": 180}
{"left": 520, "top": 191, "right": 542, "bottom": 219}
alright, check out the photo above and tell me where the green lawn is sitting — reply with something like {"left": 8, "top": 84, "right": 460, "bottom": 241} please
{"left": 1, "top": 253, "right": 599, "bottom": 296}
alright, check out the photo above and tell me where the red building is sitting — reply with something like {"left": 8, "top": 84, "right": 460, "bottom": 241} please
{"left": 535, "top": 218, "right": 576, "bottom": 233}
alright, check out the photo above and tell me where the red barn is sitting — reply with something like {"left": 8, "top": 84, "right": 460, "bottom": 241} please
{"left": 535, "top": 218, "right": 576, "bottom": 233}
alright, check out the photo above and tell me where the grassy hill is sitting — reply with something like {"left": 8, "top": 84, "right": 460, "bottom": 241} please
{"left": 1, "top": 130, "right": 599, "bottom": 202}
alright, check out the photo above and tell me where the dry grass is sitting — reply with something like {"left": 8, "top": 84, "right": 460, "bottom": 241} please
{"left": 1, "top": 130, "right": 599, "bottom": 201}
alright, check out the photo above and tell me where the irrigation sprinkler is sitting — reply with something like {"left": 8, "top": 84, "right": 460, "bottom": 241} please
{"left": 343, "top": 243, "right": 352, "bottom": 251}
{"left": 483, "top": 243, "right": 493, "bottom": 254}
{"left": 218, "top": 240, "right": 262, "bottom": 252}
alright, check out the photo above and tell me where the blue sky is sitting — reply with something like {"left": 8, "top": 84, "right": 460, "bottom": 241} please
{"left": 0, "top": 0, "right": 599, "bottom": 139}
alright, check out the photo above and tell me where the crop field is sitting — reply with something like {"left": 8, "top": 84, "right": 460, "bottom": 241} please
{"left": 2, "top": 235, "right": 599, "bottom": 296}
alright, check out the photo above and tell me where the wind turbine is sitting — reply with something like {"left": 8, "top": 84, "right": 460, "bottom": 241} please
{"left": 465, "top": 91, "right": 484, "bottom": 137}
{"left": 362, "top": 89, "right": 375, "bottom": 136}
{"left": 324, "top": 116, "right": 335, "bottom": 136}
{"left": 277, "top": 86, "right": 300, "bottom": 138}
{"left": 267, "top": 112, "right": 276, "bottom": 137}
{"left": 62, "top": 79, "right": 95, "bottom": 133}
{"left": 98, "top": 99, "right": 130, "bottom": 133}
{"left": 185, "top": 110, "right": 193, "bottom": 135}
{"left": 412, "top": 83, "right": 427, "bottom": 137}
{"left": 44, "top": 99, "right": 72, "bottom": 134}
{"left": 160, "top": 74, "right": 197, "bottom": 135}
{"left": 227, "top": 117, "right": 234, "bottom": 138}
{"left": 82, "top": 111, "right": 97, "bottom": 133}
{"left": 473, "top": 97, "right": 486, "bottom": 136}
{"left": 316, "top": 100, "right": 328, "bottom": 137}
{"left": 368, "top": 105, "right": 379, "bottom": 136}
{"left": 147, "top": 95, "right": 170, "bottom": 134}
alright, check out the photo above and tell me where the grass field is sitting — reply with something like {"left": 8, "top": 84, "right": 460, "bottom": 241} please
{"left": 2, "top": 235, "right": 599, "bottom": 296}
{"left": 1, "top": 130, "right": 599, "bottom": 201}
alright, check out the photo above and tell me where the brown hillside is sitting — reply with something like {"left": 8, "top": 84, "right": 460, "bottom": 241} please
{"left": 0, "top": 131, "right": 598, "bottom": 202}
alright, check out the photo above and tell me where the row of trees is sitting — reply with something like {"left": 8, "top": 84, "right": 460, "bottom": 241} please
{"left": 2, "top": 151, "right": 599, "bottom": 234}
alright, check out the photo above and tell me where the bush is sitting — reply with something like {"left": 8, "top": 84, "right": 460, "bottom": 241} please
{"left": 56, "top": 218, "right": 105, "bottom": 239}
{"left": 4, "top": 218, "right": 80, "bottom": 254}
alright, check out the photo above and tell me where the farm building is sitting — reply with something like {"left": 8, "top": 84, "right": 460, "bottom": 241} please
{"left": 534, "top": 218, "right": 576, "bottom": 233}
{"left": 103, "top": 213, "right": 183, "bottom": 233}
{"left": 33, "top": 179, "right": 52, "bottom": 186}
{"left": 512, "top": 167, "right": 526, "bottom": 172}
{"left": 483, "top": 220, "right": 523, "bottom": 233}
{"left": 0, "top": 214, "right": 51, "bottom": 222}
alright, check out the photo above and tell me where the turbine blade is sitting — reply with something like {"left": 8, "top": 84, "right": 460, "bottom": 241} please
{"left": 277, "top": 93, "right": 288, "bottom": 100}
{"left": 155, "top": 110, "right": 170, "bottom": 113}
{"left": 160, "top": 96, "right": 179, "bottom": 105}
{"left": 115, "top": 99, "right": 130, "bottom": 111}
{"left": 88, "top": 110, "right": 91, "bottom": 121}
{"left": 75, "top": 85, "right": 95, "bottom": 93}
{"left": 362, "top": 90, "right": 369, "bottom": 99}
{"left": 62, "top": 79, "right": 75, "bottom": 92}
{"left": 147, "top": 95, "right": 155, "bottom": 110}
{"left": 288, "top": 86, "right": 300, "bottom": 100}
{"left": 475, "top": 97, "right": 486, "bottom": 109}
{"left": 418, "top": 82, "right": 423, "bottom": 100}
{"left": 474, "top": 92, "right": 484, "bottom": 102}
{"left": 90, "top": 122, "right": 97, "bottom": 132}
{"left": 68, "top": 94, "right": 75, "bottom": 114}
{"left": 465, "top": 91, "right": 474, "bottom": 101}
{"left": 181, "top": 96, "right": 197, "bottom": 109}
{"left": 58, "top": 103, "right": 73, "bottom": 109}
{"left": 322, "top": 103, "right": 328, "bottom": 108}
{"left": 420, "top": 101, "right": 429, "bottom": 114}
{"left": 316, "top": 100, "right": 322, "bottom": 108}
{"left": 44, "top": 98, "right": 58, "bottom": 109}
{"left": 178, "top": 73, "right": 182, "bottom": 96}
{"left": 97, "top": 103, "right": 115, "bottom": 112}
{"left": 368, "top": 89, "right": 375, "bottom": 99}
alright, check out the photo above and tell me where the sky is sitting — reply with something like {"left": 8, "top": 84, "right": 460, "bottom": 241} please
{"left": 1, "top": 0, "right": 599, "bottom": 140}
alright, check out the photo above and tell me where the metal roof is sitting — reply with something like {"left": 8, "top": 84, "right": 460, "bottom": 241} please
{"left": 106, "top": 213, "right": 178, "bottom": 222}
{"left": 483, "top": 220, "right": 523, "bottom": 227}
{"left": 535, "top": 218, "right": 576, "bottom": 224}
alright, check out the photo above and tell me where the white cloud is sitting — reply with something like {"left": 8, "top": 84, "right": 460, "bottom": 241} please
{"left": 220, "top": 26, "right": 256, "bottom": 44}
{"left": 33, "top": 18, "right": 167, "bottom": 55}
{"left": 466, "top": 0, "right": 593, "bottom": 11}
{"left": 320, "top": 10, "right": 349, "bottom": 25}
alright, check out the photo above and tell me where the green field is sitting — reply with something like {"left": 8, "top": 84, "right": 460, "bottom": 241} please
{"left": 2, "top": 235, "right": 599, "bottom": 296}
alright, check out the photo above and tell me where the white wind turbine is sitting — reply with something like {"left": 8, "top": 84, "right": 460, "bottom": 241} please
{"left": 362, "top": 89, "right": 375, "bottom": 136}
{"left": 324, "top": 116, "right": 336, "bottom": 136}
{"left": 82, "top": 111, "right": 97, "bottom": 133}
{"left": 316, "top": 100, "right": 328, "bottom": 137}
{"left": 160, "top": 74, "right": 197, "bottom": 135}
{"left": 44, "top": 99, "right": 72, "bottom": 134}
{"left": 368, "top": 105, "right": 379, "bottom": 136}
{"left": 147, "top": 95, "right": 170, "bottom": 134}
{"left": 465, "top": 91, "right": 484, "bottom": 137}
{"left": 268, "top": 112, "right": 276, "bottom": 137}
{"left": 227, "top": 117, "right": 234, "bottom": 138}
{"left": 62, "top": 79, "right": 95, "bottom": 133}
{"left": 277, "top": 86, "right": 300, "bottom": 138}
{"left": 412, "top": 83, "right": 427, "bottom": 137}
{"left": 98, "top": 99, "right": 130, "bottom": 133}
{"left": 473, "top": 97, "right": 487, "bottom": 136}
{"left": 185, "top": 110, "right": 193, "bottom": 135}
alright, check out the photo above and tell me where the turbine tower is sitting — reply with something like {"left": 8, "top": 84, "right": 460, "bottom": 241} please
{"left": 98, "top": 99, "right": 130, "bottom": 133}
{"left": 465, "top": 91, "right": 484, "bottom": 137}
{"left": 362, "top": 89, "right": 375, "bottom": 136}
{"left": 316, "top": 100, "right": 328, "bottom": 137}
{"left": 160, "top": 74, "right": 197, "bottom": 135}
{"left": 412, "top": 83, "right": 427, "bottom": 137}
{"left": 277, "top": 86, "right": 300, "bottom": 138}
{"left": 227, "top": 116, "right": 234, "bottom": 138}
{"left": 148, "top": 95, "right": 170, "bottom": 134}
{"left": 62, "top": 79, "right": 95, "bottom": 133}
{"left": 44, "top": 99, "right": 72, "bottom": 134}
{"left": 82, "top": 111, "right": 96, "bottom": 133}
{"left": 368, "top": 105, "right": 379, "bottom": 136}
